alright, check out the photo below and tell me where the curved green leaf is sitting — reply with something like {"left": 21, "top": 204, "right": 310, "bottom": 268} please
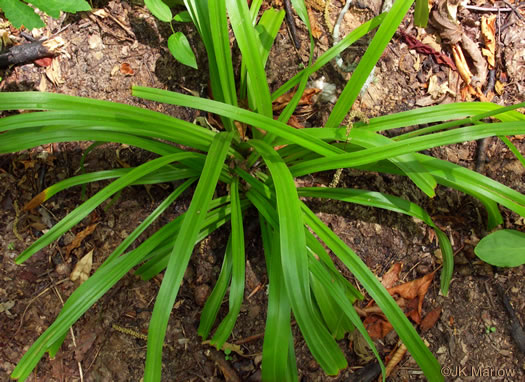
{"left": 210, "top": 177, "right": 245, "bottom": 348}
{"left": 301, "top": 203, "right": 443, "bottom": 381}
{"left": 325, "top": 0, "right": 415, "bottom": 129}
{"left": 250, "top": 139, "right": 347, "bottom": 375}
{"left": 145, "top": 132, "right": 233, "bottom": 381}
{"left": 168, "top": 32, "right": 198, "bottom": 69}
{"left": 197, "top": 238, "right": 233, "bottom": 339}
{"left": 291, "top": 122, "right": 525, "bottom": 176}
{"left": 28, "top": 0, "right": 91, "bottom": 18}
{"left": 15, "top": 152, "right": 200, "bottom": 264}
{"left": 259, "top": 217, "right": 296, "bottom": 381}
{"left": 0, "top": 0, "right": 45, "bottom": 29}
{"left": 475, "top": 230, "right": 525, "bottom": 267}
{"left": 145, "top": 0, "right": 172, "bottom": 22}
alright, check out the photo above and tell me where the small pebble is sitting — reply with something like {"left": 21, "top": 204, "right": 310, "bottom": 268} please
{"left": 194, "top": 284, "right": 210, "bottom": 307}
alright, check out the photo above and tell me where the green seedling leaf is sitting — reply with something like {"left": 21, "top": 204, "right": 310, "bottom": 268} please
{"left": 145, "top": 0, "right": 173, "bottom": 22}
{"left": 173, "top": 10, "right": 192, "bottom": 22}
{"left": 474, "top": 230, "right": 525, "bottom": 267}
{"left": 0, "top": 0, "right": 45, "bottom": 29}
{"left": 168, "top": 32, "right": 198, "bottom": 69}
{"left": 27, "top": 0, "right": 91, "bottom": 19}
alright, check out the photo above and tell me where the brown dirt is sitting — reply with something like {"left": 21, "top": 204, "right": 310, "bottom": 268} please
{"left": 1, "top": 1, "right": 525, "bottom": 381}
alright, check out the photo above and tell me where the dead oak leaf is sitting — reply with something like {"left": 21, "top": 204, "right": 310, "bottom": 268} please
{"left": 381, "top": 262, "right": 402, "bottom": 289}
{"left": 307, "top": 6, "right": 323, "bottom": 39}
{"left": 70, "top": 249, "right": 93, "bottom": 284}
{"left": 65, "top": 223, "right": 98, "bottom": 257}
{"left": 287, "top": 114, "right": 305, "bottom": 129}
{"left": 272, "top": 88, "right": 321, "bottom": 112}
{"left": 481, "top": 15, "right": 497, "bottom": 69}
{"left": 387, "top": 271, "right": 435, "bottom": 322}
{"left": 363, "top": 314, "right": 394, "bottom": 340}
{"left": 420, "top": 307, "right": 442, "bottom": 332}
{"left": 19, "top": 159, "right": 37, "bottom": 169}
{"left": 452, "top": 43, "right": 472, "bottom": 85}
{"left": 120, "top": 62, "right": 134, "bottom": 76}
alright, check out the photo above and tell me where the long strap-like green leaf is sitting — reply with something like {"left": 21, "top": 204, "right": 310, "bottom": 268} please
{"left": 249, "top": 139, "right": 347, "bottom": 374}
{"left": 16, "top": 152, "right": 202, "bottom": 264}
{"left": 145, "top": 132, "right": 233, "bottom": 381}
{"left": 301, "top": 203, "right": 443, "bottom": 381}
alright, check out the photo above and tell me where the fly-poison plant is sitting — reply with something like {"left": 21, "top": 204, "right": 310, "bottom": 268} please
{"left": 2, "top": 0, "right": 525, "bottom": 381}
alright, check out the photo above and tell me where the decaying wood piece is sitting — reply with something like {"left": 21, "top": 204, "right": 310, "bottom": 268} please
{"left": 0, "top": 36, "right": 64, "bottom": 68}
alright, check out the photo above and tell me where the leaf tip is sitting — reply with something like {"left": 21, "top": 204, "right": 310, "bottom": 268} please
{"left": 24, "top": 191, "right": 48, "bottom": 211}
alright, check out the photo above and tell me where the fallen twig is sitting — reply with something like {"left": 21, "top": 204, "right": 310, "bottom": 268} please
{"left": 464, "top": 5, "right": 513, "bottom": 12}
{"left": 205, "top": 348, "right": 241, "bottom": 382}
{"left": 0, "top": 36, "right": 64, "bottom": 68}
{"left": 284, "top": 0, "right": 301, "bottom": 50}
{"left": 497, "top": 284, "right": 525, "bottom": 354}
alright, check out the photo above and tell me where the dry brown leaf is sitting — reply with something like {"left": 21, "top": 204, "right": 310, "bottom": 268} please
{"left": 24, "top": 191, "right": 46, "bottom": 211}
{"left": 287, "top": 114, "right": 305, "bottom": 129}
{"left": 19, "top": 159, "right": 36, "bottom": 169}
{"left": 427, "top": 74, "right": 455, "bottom": 99}
{"left": 363, "top": 314, "right": 394, "bottom": 339}
{"left": 387, "top": 272, "right": 434, "bottom": 300}
{"left": 45, "top": 57, "right": 64, "bottom": 86}
{"left": 385, "top": 342, "right": 407, "bottom": 377}
{"left": 481, "top": 15, "right": 497, "bottom": 69}
{"left": 120, "top": 63, "right": 134, "bottom": 76}
{"left": 445, "top": 0, "right": 460, "bottom": 21}
{"left": 420, "top": 307, "right": 442, "bottom": 332}
{"left": 452, "top": 44, "right": 472, "bottom": 85}
{"left": 272, "top": 88, "right": 321, "bottom": 112}
{"left": 388, "top": 271, "right": 435, "bottom": 322}
{"left": 234, "top": 121, "right": 246, "bottom": 140}
{"left": 38, "top": 74, "right": 48, "bottom": 92}
{"left": 479, "top": 91, "right": 495, "bottom": 103}
{"left": 460, "top": 35, "right": 488, "bottom": 89}
{"left": 405, "top": 296, "right": 422, "bottom": 324}
{"left": 421, "top": 34, "right": 442, "bottom": 52}
{"left": 381, "top": 263, "right": 402, "bottom": 288}
{"left": 65, "top": 223, "right": 98, "bottom": 257}
{"left": 70, "top": 249, "right": 93, "bottom": 284}
{"left": 93, "top": 9, "right": 109, "bottom": 18}
{"left": 495, "top": 80, "right": 505, "bottom": 95}
{"left": 307, "top": 6, "right": 323, "bottom": 39}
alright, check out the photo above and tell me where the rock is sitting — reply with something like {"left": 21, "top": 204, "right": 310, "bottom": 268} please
{"left": 194, "top": 284, "right": 210, "bottom": 307}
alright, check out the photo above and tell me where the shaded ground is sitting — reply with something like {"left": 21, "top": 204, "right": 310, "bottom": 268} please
{"left": 1, "top": 1, "right": 525, "bottom": 381}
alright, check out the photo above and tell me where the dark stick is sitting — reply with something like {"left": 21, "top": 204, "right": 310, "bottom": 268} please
{"left": 284, "top": 0, "right": 301, "bottom": 50}
{"left": 474, "top": 137, "right": 489, "bottom": 173}
{"left": 496, "top": 284, "right": 525, "bottom": 354}
{"left": 0, "top": 37, "right": 64, "bottom": 68}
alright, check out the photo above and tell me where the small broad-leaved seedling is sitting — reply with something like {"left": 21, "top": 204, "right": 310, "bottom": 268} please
{"left": 1, "top": 0, "right": 524, "bottom": 381}
{"left": 0, "top": 0, "right": 91, "bottom": 30}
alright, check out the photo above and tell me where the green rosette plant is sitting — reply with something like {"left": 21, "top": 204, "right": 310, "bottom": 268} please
{"left": 1, "top": 0, "right": 524, "bottom": 381}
